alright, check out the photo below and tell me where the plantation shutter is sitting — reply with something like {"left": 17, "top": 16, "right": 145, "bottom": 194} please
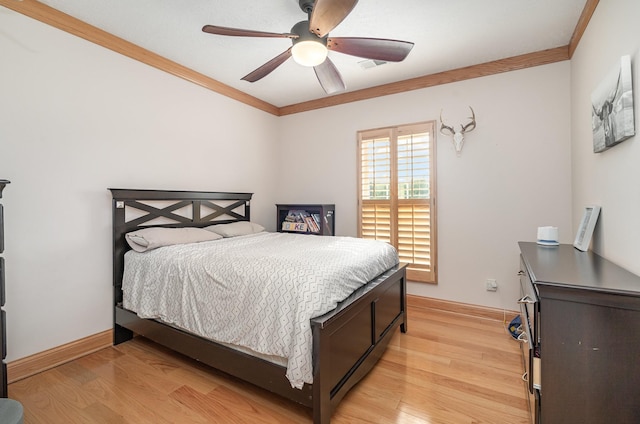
{"left": 359, "top": 131, "right": 392, "bottom": 243}
{"left": 358, "top": 122, "right": 437, "bottom": 283}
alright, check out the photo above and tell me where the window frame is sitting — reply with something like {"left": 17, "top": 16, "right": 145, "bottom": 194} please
{"left": 357, "top": 121, "right": 438, "bottom": 283}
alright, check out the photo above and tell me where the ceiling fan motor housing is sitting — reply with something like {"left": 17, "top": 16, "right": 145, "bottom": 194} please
{"left": 298, "top": 0, "right": 315, "bottom": 14}
{"left": 291, "top": 20, "right": 327, "bottom": 45}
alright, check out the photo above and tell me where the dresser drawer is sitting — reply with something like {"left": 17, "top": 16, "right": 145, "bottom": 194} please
{"left": 0, "top": 204, "right": 4, "bottom": 253}
{"left": 0, "top": 257, "right": 4, "bottom": 307}
{"left": 1, "top": 309, "right": 5, "bottom": 360}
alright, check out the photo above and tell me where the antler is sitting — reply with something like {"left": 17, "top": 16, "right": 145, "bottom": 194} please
{"left": 439, "top": 110, "right": 455, "bottom": 136}
{"left": 460, "top": 107, "right": 476, "bottom": 133}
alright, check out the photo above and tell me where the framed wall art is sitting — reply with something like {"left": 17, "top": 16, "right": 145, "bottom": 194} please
{"left": 573, "top": 205, "right": 601, "bottom": 251}
{"left": 591, "top": 55, "right": 635, "bottom": 153}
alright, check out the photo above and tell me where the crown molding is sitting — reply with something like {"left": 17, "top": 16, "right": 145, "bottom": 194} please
{"left": 568, "top": 0, "right": 600, "bottom": 58}
{"left": 279, "top": 46, "right": 569, "bottom": 115}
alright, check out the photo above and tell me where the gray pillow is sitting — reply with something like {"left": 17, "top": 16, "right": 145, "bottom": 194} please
{"left": 125, "top": 227, "right": 223, "bottom": 252}
{"left": 205, "top": 221, "right": 265, "bottom": 237}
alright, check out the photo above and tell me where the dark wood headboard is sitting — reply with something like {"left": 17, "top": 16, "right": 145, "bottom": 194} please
{"left": 109, "top": 189, "right": 253, "bottom": 305}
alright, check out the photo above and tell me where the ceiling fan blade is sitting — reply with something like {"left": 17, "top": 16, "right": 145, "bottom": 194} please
{"left": 202, "top": 25, "right": 297, "bottom": 39}
{"left": 241, "top": 48, "right": 293, "bottom": 82}
{"left": 328, "top": 37, "right": 414, "bottom": 62}
{"left": 314, "top": 57, "right": 346, "bottom": 94}
{"left": 309, "top": 0, "right": 359, "bottom": 38}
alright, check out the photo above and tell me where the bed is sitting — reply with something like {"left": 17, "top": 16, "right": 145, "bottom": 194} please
{"left": 110, "top": 189, "right": 407, "bottom": 424}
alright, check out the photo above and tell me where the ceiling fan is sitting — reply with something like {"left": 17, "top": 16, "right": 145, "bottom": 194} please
{"left": 202, "top": 0, "right": 414, "bottom": 94}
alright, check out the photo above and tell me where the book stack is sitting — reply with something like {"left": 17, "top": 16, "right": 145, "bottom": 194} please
{"left": 282, "top": 210, "right": 321, "bottom": 233}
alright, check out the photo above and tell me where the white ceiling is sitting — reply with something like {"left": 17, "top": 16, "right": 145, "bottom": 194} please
{"left": 37, "top": 0, "right": 587, "bottom": 108}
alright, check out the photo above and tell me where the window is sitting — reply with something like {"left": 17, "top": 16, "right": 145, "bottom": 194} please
{"left": 357, "top": 121, "right": 437, "bottom": 283}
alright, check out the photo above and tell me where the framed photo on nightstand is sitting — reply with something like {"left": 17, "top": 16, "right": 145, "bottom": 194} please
{"left": 574, "top": 206, "right": 601, "bottom": 251}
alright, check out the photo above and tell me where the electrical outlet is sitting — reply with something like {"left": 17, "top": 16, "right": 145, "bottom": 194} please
{"left": 486, "top": 278, "right": 498, "bottom": 291}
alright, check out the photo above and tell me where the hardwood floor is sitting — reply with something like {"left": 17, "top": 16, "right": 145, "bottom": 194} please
{"left": 9, "top": 305, "right": 530, "bottom": 423}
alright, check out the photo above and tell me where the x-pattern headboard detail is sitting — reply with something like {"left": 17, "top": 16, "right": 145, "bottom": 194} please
{"left": 109, "top": 188, "right": 253, "bottom": 304}
{"left": 121, "top": 198, "right": 250, "bottom": 229}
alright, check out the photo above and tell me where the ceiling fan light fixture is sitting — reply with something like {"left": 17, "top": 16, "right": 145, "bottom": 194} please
{"left": 292, "top": 40, "right": 328, "bottom": 67}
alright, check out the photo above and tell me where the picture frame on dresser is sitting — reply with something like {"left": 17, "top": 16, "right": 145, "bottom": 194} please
{"left": 573, "top": 205, "right": 600, "bottom": 251}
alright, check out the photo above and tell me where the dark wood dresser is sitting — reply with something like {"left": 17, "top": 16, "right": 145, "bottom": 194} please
{"left": 0, "top": 180, "right": 9, "bottom": 397}
{"left": 518, "top": 241, "right": 640, "bottom": 424}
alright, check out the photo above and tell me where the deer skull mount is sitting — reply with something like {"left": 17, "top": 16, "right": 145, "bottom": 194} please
{"left": 440, "top": 107, "right": 477, "bottom": 156}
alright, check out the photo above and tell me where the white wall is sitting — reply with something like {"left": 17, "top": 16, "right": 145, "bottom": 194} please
{"left": 570, "top": 0, "right": 640, "bottom": 275}
{"left": 278, "top": 62, "right": 573, "bottom": 311}
{"left": 0, "top": 8, "right": 280, "bottom": 361}
{"left": 0, "top": 3, "right": 581, "bottom": 363}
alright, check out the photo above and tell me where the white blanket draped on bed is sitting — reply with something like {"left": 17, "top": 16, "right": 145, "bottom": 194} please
{"left": 122, "top": 232, "right": 399, "bottom": 389}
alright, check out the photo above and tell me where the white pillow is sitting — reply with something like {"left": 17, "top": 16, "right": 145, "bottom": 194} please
{"left": 205, "top": 221, "right": 265, "bottom": 237}
{"left": 125, "top": 227, "right": 222, "bottom": 252}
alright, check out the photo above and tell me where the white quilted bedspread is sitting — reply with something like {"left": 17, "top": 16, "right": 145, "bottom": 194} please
{"left": 122, "top": 232, "right": 399, "bottom": 389}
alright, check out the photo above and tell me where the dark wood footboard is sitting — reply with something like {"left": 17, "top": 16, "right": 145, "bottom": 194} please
{"left": 311, "top": 264, "right": 407, "bottom": 424}
{"left": 110, "top": 189, "right": 407, "bottom": 423}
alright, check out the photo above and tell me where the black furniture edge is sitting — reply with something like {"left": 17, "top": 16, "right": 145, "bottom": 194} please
{"left": 0, "top": 180, "right": 9, "bottom": 199}
{"left": 0, "top": 180, "right": 9, "bottom": 398}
